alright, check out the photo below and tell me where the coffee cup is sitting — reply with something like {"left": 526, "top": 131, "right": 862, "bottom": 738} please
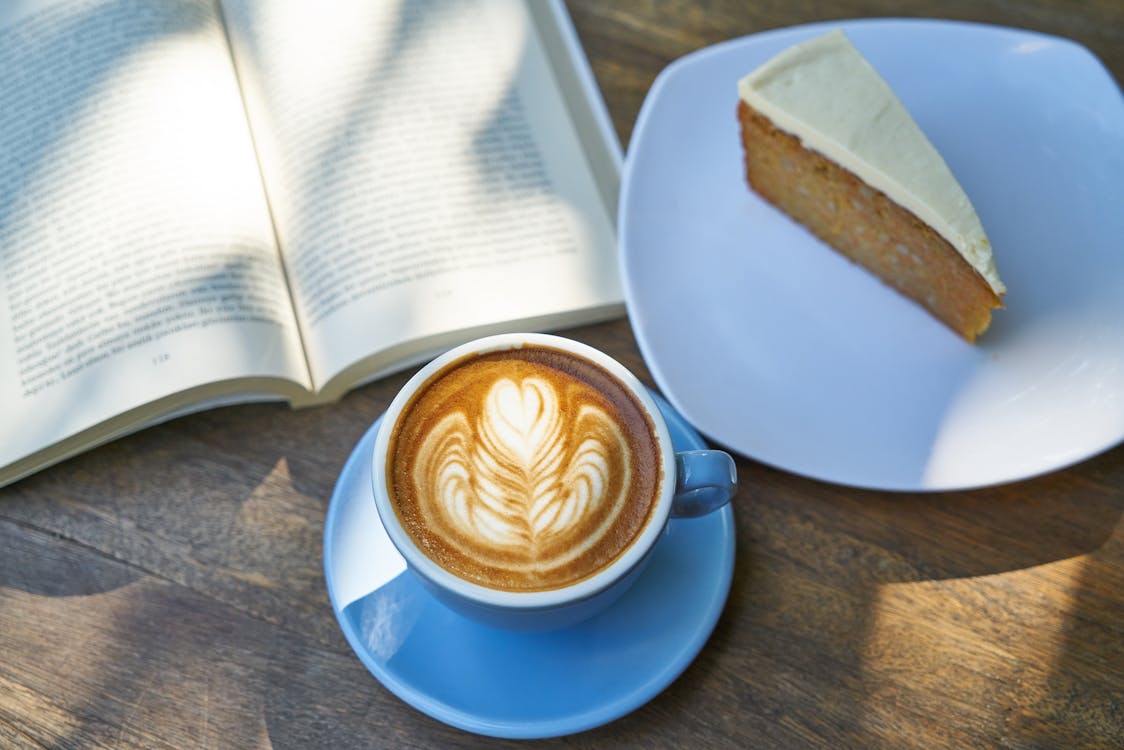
{"left": 371, "top": 333, "right": 736, "bottom": 630}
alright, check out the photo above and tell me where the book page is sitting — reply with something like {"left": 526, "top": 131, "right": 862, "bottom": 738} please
{"left": 220, "top": 0, "right": 623, "bottom": 394}
{"left": 0, "top": 0, "right": 309, "bottom": 477}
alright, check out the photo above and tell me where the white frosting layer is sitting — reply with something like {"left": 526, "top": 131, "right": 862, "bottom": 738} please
{"left": 738, "top": 30, "right": 1005, "bottom": 296}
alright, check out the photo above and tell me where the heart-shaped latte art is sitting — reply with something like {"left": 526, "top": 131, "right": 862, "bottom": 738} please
{"left": 412, "top": 376, "right": 631, "bottom": 572}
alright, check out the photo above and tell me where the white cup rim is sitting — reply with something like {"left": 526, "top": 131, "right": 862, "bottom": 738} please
{"left": 370, "top": 332, "right": 677, "bottom": 611}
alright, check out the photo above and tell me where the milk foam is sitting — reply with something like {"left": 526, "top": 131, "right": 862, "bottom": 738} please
{"left": 413, "top": 376, "right": 629, "bottom": 569}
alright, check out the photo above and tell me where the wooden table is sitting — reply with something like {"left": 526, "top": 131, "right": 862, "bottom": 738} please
{"left": 4, "top": 1, "right": 1123, "bottom": 747}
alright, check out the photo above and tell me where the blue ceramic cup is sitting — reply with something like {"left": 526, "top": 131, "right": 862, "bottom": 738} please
{"left": 371, "top": 333, "right": 736, "bottom": 631}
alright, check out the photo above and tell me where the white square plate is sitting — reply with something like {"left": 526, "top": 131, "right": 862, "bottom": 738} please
{"left": 620, "top": 19, "right": 1124, "bottom": 490}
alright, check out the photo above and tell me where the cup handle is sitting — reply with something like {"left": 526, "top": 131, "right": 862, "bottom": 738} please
{"left": 671, "top": 450, "right": 737, "bottom": 519}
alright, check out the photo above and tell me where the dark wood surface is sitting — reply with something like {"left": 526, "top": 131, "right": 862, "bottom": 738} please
{"left": 4, "top": 1, "right": 1123, "bottom": 747}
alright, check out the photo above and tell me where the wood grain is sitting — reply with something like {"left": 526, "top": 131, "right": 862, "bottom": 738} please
{"left": 3, "top": 1, "right": 1123, "bottom": 748}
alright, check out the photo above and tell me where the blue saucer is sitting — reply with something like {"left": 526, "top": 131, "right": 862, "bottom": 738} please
{"left": 323, "top": 391, "right": 736, "bottom": 739}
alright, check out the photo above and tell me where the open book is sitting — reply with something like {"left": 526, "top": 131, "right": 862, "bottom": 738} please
{"left": 0, "top": 0, "right": 624, "bottom": 487}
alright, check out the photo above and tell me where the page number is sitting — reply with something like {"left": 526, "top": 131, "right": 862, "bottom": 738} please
{"left": 152, "top": 353, "right": 171, "bottom": 366}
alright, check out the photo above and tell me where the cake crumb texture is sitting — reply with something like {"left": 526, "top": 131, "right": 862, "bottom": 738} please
{"left": 738, "top": 100, "right": 1002, "bottom": 342}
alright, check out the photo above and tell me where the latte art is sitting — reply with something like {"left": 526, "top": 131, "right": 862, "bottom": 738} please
{"left": 416, "top": 376, "right": 629, "bottom": 563}
{"left": 387, "top": 345, "right": 662, "bottom": 592}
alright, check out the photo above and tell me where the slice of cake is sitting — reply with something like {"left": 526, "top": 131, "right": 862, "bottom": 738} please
{"left": 737, "top": 29, "right": 1005, "bottom": 341}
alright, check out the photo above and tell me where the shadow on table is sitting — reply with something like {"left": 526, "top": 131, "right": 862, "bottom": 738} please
{"left": 702, "top": 444, "right": 1124, "bottom": 749}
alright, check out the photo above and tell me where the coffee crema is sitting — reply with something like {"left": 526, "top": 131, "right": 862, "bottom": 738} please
{"left": 386, "top": 344, "right": 663, "bottom": 592}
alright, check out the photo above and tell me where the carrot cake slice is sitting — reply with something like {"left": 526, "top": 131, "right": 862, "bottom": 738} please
{"left": 737, "top": 29, "right": 1005, "bottom": 341}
